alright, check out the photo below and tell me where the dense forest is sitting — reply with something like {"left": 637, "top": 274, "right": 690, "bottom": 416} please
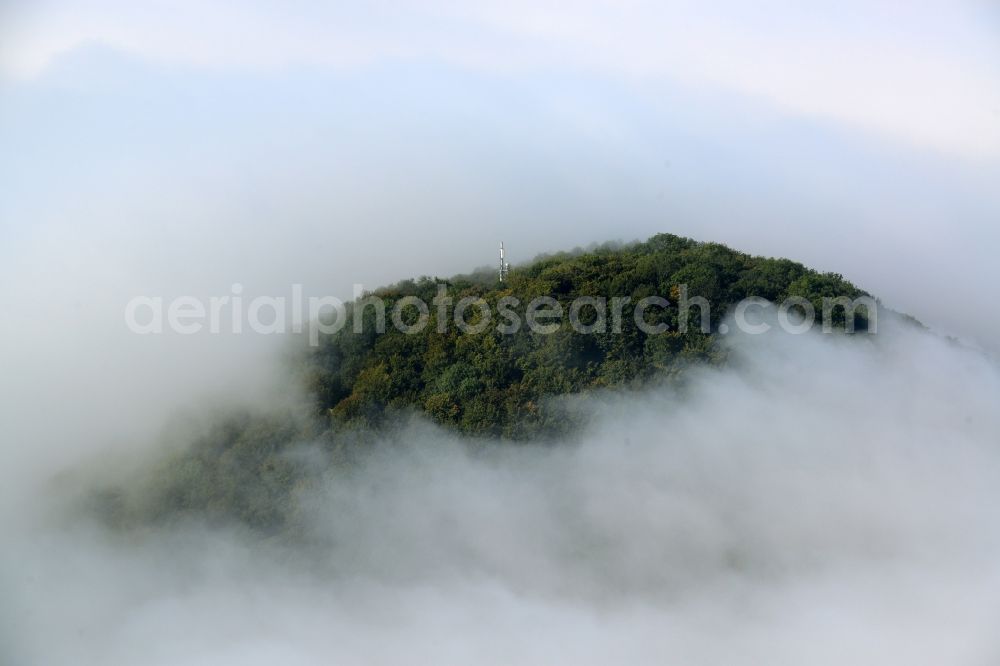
{"left": 96, "top": 233, "right": 874, "bottom": 531}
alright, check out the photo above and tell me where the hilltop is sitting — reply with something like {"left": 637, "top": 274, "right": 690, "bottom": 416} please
{"left": 94, "top": 233, "right": 874, "bottom": 531}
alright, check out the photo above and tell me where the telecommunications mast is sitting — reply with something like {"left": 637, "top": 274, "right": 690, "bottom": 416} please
{"left": 499, "top": 242, "right": 511, "bottom": 281}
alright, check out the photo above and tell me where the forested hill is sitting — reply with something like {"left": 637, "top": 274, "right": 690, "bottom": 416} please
{"left": 305, "top": 233, "right": 870, "bottom": 439}
{"left": 97, "top": 233, "right": 874, "bottom": 531}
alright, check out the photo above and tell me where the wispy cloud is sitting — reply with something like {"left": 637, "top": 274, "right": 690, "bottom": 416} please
{"left": 3, "top": 0, "right": 998, "bottom": 159}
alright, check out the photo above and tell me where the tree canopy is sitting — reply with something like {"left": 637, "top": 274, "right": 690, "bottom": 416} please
{"left": 102, "top": 233, "right": 873, "bottom": 531}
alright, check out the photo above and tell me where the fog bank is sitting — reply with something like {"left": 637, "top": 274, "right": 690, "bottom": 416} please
{"left": 4, "top": 318, "right": 1000, "bottom": 665}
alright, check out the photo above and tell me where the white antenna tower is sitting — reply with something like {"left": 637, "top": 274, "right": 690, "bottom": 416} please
{"left": 499, "top": 242, "right": 511, "bottom": 281}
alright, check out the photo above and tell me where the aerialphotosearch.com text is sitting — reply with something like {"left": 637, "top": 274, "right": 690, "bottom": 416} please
{"left": 124, "top": 283, "right": 877, "bottom": 346}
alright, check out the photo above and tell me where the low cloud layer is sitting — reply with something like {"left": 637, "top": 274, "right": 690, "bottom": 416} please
{"left": 4, "top": 5, "right": 998, "bottom": 661}
{"left": 4, "top": 317, "right": 1000, "bottom": 665}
